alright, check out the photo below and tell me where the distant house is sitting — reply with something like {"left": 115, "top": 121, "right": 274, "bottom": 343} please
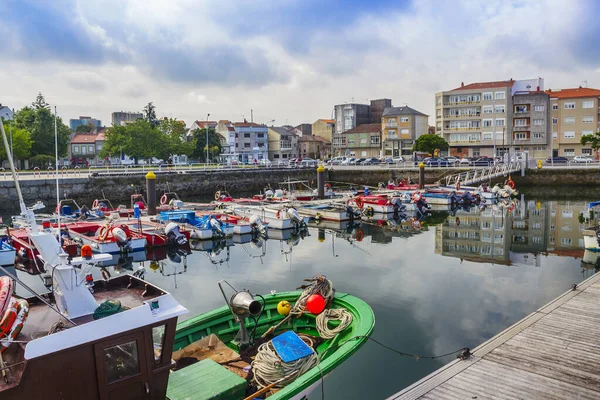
{"left": 231, "top": 122, "right": 269, "bottom": 163}
{"left": 295, "top": 123, "right": 312, "bottom": 137}
{"left": 268, "top": 126, "right": 300, "bottom": 162}
{"left": 298, "top": 135, "right": 330, "bottom": 159}
{"left": 70, "top": 132, "right": 99, "bottom": 166}
{"left": 340, "top": 123, "right": 382, "bottom": 158}
{"left": 381, "top": 106, "right": 428, "bottom": 157}
{"left": 312, "top": 119, "right": 335, "bottom": 143}
{"left": 0, "top": 105, "right": 13, "bottom": 121}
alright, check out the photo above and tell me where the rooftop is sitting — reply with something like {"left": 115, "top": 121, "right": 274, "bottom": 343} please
{"left": 70, "top": 133, "right": 98, "bottom": 144}
{"left": 298, "top": 135, "right": 330, "bottom": 143}
{"left": 382, "top": 106, "right": 428, "bottom": 117}
{"left": 233, "top": 122, "right": 267, "bottom": 128}
{"left": 269, "top": 126, "right": 299, "bottom": 137}
{"left": 318, "top": 119, "right": 335, "bottom": 124}
{"left": 451, "top": 80, "right": 516, "bottom": 91}
{"left": 341, "top": 123, "right": 382, "bottom": 134}
{"left": 546, "top": 87, "right": 600, "bottom": 99}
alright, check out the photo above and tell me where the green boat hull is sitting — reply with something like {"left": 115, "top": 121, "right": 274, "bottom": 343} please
{"left": 173, "top": 291, "right": 375, "bottom": 399}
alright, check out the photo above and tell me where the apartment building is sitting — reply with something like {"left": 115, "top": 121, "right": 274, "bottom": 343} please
{"left": 267, "top": 126, "right": 299, "bottom": 161}
{"left": 231, "top": 122, "right": 269, "bottom": 163}
{"left": 511, "top": 91, "right": 550, "bottom": 159}
{"left": 0, "top": 104, "right": 13, "bottom": 121}
{"left": 341, "top": 123, "right": 382, "bottom": 158}
{"left": 312, "top": 119, "right": 335, "bottom": 143}
{"left": 298, "top": 135, "right": 330, "bottom": 159}
{"left": 436, "top": 79, "right": 547, "bottom": 158}
{"left": 546, "top": 87, "right": 600, "bottom": 158}
{"left": 381, "top": 106, "right": 428, "bottom": 157}
{"left": 332, "top": 99, "right": 391, "bottom": 155}
{"left": 69, "top": 116, "right": 102, "bottom": 131}
{"left": 111, "top": 111, "right": 143, "bottom": 126}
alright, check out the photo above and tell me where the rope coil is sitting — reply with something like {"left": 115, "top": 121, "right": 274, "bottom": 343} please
{"left": 316, "top": 309, "right": 352, "bottom": 339}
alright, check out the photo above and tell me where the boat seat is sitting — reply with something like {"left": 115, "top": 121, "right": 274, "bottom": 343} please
{"left": 166, "top": 358, "right": 246, "bottom": 400}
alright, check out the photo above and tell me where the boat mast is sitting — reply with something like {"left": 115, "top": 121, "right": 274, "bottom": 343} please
{"left": 0, "top": 115, "right": 38, "bottom": 233}
{"left": 54, "top": 106, "right": 61, "bottom": 248}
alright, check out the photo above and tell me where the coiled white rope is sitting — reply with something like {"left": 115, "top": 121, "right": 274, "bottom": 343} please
{"left": 252, "top": 336, "right": 318, "bottom": 389}
{"left": 316, "top": 309, "right": 353, "bottom": 339}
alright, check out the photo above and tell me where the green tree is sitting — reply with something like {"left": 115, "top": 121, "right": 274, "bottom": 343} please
{"left": 191, "top": 128, "right": 222, "bottom": 162}
{"left": 32, "top": 92, "right": 50, "bottom": 110}
{"left": 158, "top": 118, "right": 196, "bottom": 160}
{"left": 100, "top": 120, "right": 166, "bottom": 164}
{"left": 13, "top": 106, "right": 70, "bottom": 157}
{"left": 75, "top": 123, "right": 94, "bottom": 133}
{"left": 580, "top": 130, "right": 600, "bottom": 158}
{"left": 412, "top": 134, "right": 449, "bottom": 156}
{"left": 143, "top": 102, "right": 159, "bottom": 128}
{"left": 0, "top": 120, "right": 32, "bottom": 160}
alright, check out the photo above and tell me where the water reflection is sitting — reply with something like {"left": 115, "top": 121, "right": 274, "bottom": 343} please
{"left": 8, "top": 197, "right": 595, "bottom": 400}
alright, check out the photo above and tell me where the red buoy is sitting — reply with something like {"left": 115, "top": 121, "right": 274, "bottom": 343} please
{"left": 306, "top": 293, "right": 326, "bottom": 314}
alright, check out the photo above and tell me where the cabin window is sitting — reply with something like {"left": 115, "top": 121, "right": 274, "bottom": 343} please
{"left": 103, "top": 340, "right": 140, "bottom": 383}
{"left": 152, "top": 325, "right": 166, "bottom": 365}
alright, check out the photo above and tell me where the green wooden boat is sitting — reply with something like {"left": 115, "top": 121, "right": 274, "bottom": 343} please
{"left": 169, "top": 290, "right": 375, "bottom": 400}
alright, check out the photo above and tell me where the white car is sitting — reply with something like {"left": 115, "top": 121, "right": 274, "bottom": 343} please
{"left": 329, "top": 156, "right": 346, "bottom": 165}
{"left": 258, "top": 159, "right": 272, "bottom": 167}
{"left": 392, "top": 156, "right": 405, "bottom": 164}
{"left": 341, "top": 157, "right": 355, "bottom": 165}
{"left": 573, "top": 155, "right": 594, "bottom": 163}
{"left": 300, "top": 158, "right": 317, "bottom": 167}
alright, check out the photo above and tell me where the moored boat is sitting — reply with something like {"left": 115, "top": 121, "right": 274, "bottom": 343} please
{"left": 66, "top": 221, "right": 147, "bottom": 253}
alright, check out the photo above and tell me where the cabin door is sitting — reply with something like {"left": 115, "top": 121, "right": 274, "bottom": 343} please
{"left": 95, "top": 332, "right": 151, "bottom": 400}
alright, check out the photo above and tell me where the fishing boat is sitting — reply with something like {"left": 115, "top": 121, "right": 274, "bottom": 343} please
{"left": 170, "top": 277, "right": 374, "bottom": 400}
{"left": 347, "top": 194, "right": 400, "bottom": 214}
{"left": 0, "top": 225, "right": 15, "bottom": 268}
{"left": 118, "top": 219, "right": 189, "bottom": 248}
{"left": 11, "top": 225, "right": 79, "bottom": 260}
{"left": 66, "top": 221, "right": 147, "bottom": 253}
{"left": 159, "top": 210, "right": 235, "bottom": 239}
{"left": 294, "top": 203, "right": 352, "bottom": 222}
{"left": 229, "top": 205, "right": 309, "bottom": 230}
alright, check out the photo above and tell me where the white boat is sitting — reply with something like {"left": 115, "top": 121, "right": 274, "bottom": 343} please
{"left": 0, "top": 225, "right": 15, "bottom": 267}
{"left": 294, "top": 203, "right": 351, "bottom": 221}
{"left": 229, "top": 205, "right": 309, "bottom": 230}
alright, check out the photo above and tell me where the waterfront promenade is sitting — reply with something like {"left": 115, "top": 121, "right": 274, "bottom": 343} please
{"left": 389, "top": 271, "right": 600, "bottom": 399}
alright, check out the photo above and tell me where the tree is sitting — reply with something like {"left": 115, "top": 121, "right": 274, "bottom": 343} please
{"left": 580, "top": 130, "right": 600, "bottom": 159}
{"left": 75, "top": 123, "right": 94, "bottom": 133}
{"left": 158, "top": 118, "right": 196, "bottom": 160}
{"left": 412, "top": 134, "right": 449, "bottom": 156}
{"left": 100, "top": 120, "right": 166, "bottom": 164}
{"left": 32, "top": 92, "right": 50, "bottom": 110}
{"left": 0, "top": 120, "right": 32, "bottom": 160}
{"left": 143, "top": 102, "right": 159, "bottom": 128}
{"left": 13, "top": 106, "right": 70, "bottom": 157}
{"left": 191, "top": 128, "right": 222, "bottom": 162}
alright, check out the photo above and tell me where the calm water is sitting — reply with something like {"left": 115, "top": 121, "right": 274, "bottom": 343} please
{"left": 11, "top": 195, "right": 597, "bottom": 399}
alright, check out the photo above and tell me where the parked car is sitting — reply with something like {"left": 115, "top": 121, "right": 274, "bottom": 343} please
{"left": 471, "top": 157, "right": 493, "bottom": 166}
{"left": 392, "top": 156, "right": 405, "bottom": 164}
{"left": 545, "top": 156, "right": 568, "bottom": 164}
{"left": 287, "top": 158, "right": 301, "bottom": 167}
{"left": 381, "top": 157, "right": 394, "bottom": 164}
{"left": 329, "top": 156, "right": 347, "bottom": 165}
{"left": 459, "top": 157, "right": 473, "bottom": 165}
{"left": 444, "top": 156, "right": 460, "bottom": 164}
{"left": 258, "top": 159, "right": 272, "bottom": 167}
{"left": 351, "top": 158, "right": 366, "bottom": 165}
{"left": 341, "top": 157, "right": 355, "bottom": 165}
{"left": 299, "top": 158, "right": 317, "bottom": 167}
{"left": 361, "top": 157, "right": 381, "bottom": 165}
{"left": 426, "top": 157, "right": 451, "bottom": 167}
{"left": 573, "top": 155, "right": 594, "bottom": 163}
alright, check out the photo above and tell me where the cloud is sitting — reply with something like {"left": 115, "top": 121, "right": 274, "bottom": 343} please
{"left": 65, "top": 71, "right": 107, "bottom": 92}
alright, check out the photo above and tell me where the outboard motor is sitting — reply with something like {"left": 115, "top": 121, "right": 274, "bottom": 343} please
{"left": 287, "top": 207, "right": 303, "bottom": 227}
{"left": 210, "top": 217, "right": 224, "bottom": 236}
{"left": 112, "top": 227, "right": 132, "bottom": 252}
{"left": 248, "top": 214, "right": 267, "bottom": 234}
{"left": 165, "top": 222, "right": 188, "bottom": 246}
{"left": 346, "top": 205, "right": 361, "bottom": 222}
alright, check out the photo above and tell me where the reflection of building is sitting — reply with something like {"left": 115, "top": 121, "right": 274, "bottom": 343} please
{"left": 547, "top": 201, "right": 587, "bottom": 257}
{"left": 435, "top": 207, "right": 511, "bottom": 265}
{"left": 509, "top": 199, "right": 548, "bottom": 267}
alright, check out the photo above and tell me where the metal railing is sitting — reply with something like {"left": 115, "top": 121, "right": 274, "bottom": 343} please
{"left": 444, "top": 161, "right": 523, "bottom": 186}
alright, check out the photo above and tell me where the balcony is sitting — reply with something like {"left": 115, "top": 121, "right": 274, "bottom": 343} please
{"left": 443, "top": 100, "right": 481, "bottom": 107}
{"left": 513, "top": 125, "right": 530, "bottom": 131}
{"left": 444, "top": 113, "right": 481, "bottom": 119}
{"left": 386, "top": 122, "right": 398, "bottom": 128}
{"left": 444, "top": 126, "right": 481, "bottom": 131}
{"left": 448, "top": 139, "right": 482, "bottom": 145}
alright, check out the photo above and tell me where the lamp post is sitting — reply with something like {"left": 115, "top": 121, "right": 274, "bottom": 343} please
{"left": 205, "top": 113, "right": 210, "bottom": 164}
{"left": 493, "top": 100, "right": 496, "bottom": 160}
{"left": 330, "top": 107, "right": 335, "bottom": 158}
{"left": 9, "top": 111, "right": 13, "bottom": 166}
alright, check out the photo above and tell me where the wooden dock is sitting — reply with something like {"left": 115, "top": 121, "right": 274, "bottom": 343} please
{"left": 389, "top": 272, "right": 600, "bottom": 400}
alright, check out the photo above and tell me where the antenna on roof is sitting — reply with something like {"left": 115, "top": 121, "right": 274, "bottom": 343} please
{"left": 582, "top": 80, "right": 588, "bottom": 88}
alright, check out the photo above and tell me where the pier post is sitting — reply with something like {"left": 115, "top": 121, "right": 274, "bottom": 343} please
{"left": 146, "top": 171, "right": 157, "bottom": 215}
{"left": 317, "top": 165, "right": 325, "bottom": 199}
{"left": 418, "top": 162, "right": 425, "bottom": 189}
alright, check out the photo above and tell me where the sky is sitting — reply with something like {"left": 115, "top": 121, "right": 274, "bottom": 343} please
{"left": 1, "top": 0, "right": 599, "bottom": 128}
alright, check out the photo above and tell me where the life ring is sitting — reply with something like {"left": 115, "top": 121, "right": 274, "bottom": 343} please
{"left": 101, "top": 269, "right": 111, "bottom": 281}
{"left": 456, "top": 181, "right": 461, "bottom": 191}
{"left": 92, "top": 199, "right": 99, "bottom": 209}
{"left": 412, "top": 192, "right": 422, "bottom": 203}
{"left": 276, "top": 210, "right": 281, "bottom": 219}
{"left": 214, "top": 191, "right": 221, "bottom": 201}
{"left": 412, "top": 219, "right": 422, "bottom": 229}
{"left": 355, "top": 197, "right": 364, "bottom": 208}
{"left": 362, "top": 206, "right": 374, "bottom": 217}
{"left": 456, "top": 217, "right": 461, "bottom": 227}
{"left": 507, "top": 180, "right": 515, "bottom": 189}
{"left": 400, "top": 179, "right": 407, "bottom": 186}
{"left": 160, "top": 194, "right": 168, "bottom": 205}
{"left": 355, "top": 228, "right": 364, "bottom": 242}
{"left": 0, "top": 298, "right": 28, "bottom": 353}
{"left": 0, "top": 277, "right": 13, "bottom": 318}
{"left": 0, "top": 298, "right": 18, "bottom": 339}
{"left": 324, "top": 183, "right": 332, "bottom": 189}
{"left": 98, "top": 225, "right": 110, "bottom": 241}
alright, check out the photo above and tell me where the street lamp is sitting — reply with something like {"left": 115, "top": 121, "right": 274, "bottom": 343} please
{"left": 205, "top": 113, "right": 210, "bottom": 164}
{"left": 493, "top": 100, "right": 496, "bottom": 160}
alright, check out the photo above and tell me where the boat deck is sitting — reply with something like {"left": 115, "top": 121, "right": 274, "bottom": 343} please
{"left": 389, "top": 272, "right": 600, "bottom": 400}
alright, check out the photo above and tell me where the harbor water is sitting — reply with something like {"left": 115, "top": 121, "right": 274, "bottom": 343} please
{"left": 7, "top": 195, "right": 596, "bottom": 399}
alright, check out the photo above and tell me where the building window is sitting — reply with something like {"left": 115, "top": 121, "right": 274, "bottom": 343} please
{"left": 244, "top": 133, "right": 251, "bottom": 138}
{"left": 483, "top": 119, "right": 493, "bottom": 127}
{"left": 400, "top": 117, "right": 409, "bottom": 123}
{"left": 563, "top": 131, "right": 575, "bottom": 138}
{"left": 400, "top": 128, "right": 409, "bottom": 134}
{"left": 282, "top": 154, "right": 288, "bottom": 158}
{"left": 552, "top": 104, "right": 558, "bottom": 110}
{"left": 273, "top": 154, "right": 280, "bottom": 159}
{"left": 152, "top": 325, "right": 166, "bottom": 365}
{"left": 552, "top": 132, "right": 558, "bottom": 139}
{"left": 495, "top": 92, "right": 505, "bottom": 100}
{"left": 244, "top": 143, "right": 251, "bottom": 148}
{"left": 533, "top": 105, "right": 545, "bottom": 111}
{"left": 483, "top": 132, "right": 492, "bottom": 140}
{"left": 482, "top": 106, "right": 493, "bottom": 114}
{"left": 582, "top": 116, "right": 594, "bottom": 123}
{"left": 515, "top": 132, "right": 527, "bottom": 141}
{"left": 387, "top": 130, "right": 396, "bottom": 138}
{"left": 564, "top": 102, "right": 575, "bottom": 109}
{"left": 582, "top": 100, "right": 594, "bottom": 108}
{"left": 515, "top": 119, "right": 528, "bottom": 127}
{"left": 533, "top": 119, "right": 544, "bottom": 126}
{"left": 533, "top": 133, "right": 545, "bottom": 140}
{"left": 552, "top": 117, "right": 557, "bottom": 124}
{"left": 235, "top": 143, "right": 238, "bottom": 148}
{"left": 473, "top": 148, "right": 480, "bottom": 156}
{"left": 361, "top": 151, "right": 367, "bottom": 157}
{"left": 257, "top": 133, "right": 264, "bottom": 138}
{"left": 483, "top": 92, "right": 493, "bottom": 100}
{"left": 582, "top": 130, "right": 594, "bottom": 136}
{"left": 360, "top": 138, "right": 367, "bottom": 144}
{"left": 81, "top": 146, "right": 87, "bottom": 155}
{"left": 348, "top": 139, "right": 355, "bottom": 145}
{"left": 564, "top": 116, "right": 575, "bottom": 124}
{"left": 494, "top": 105, "right": 505, "bottom": 113}
{"left": 73, "top": 145, "right": 79, "bottom": 154}
{"left": 258, "top": 143, "right": 265, "bottom": 148}
{"left": 88, "top": 145, "right": 94, "bottom": 153}
{"left": 370, "top": 136, "right": 380, "bottom": 145}
{"left": 495, "top": 118, "right": 505, "bottom": 126}
{"left": 561, "top": 238, "right": 573, "bottom": 246}
{"left": 582, "top": 148, "right": 593, "bottom": 155}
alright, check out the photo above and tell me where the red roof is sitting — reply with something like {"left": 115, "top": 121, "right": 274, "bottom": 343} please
{"left": 233, "top": 122, "right": 265, "bottom": 127}
{"left": 452, "top": 80, "right": 515, "bottom": 91}
{"left": 70, "top": 133, "right": 98, "bottom": 144}
{"left": 319, "top": 119, "right": 335, "bottom": 124}
{"left": 95, "top": 128, "right": 106, "bottom": 141}
{"left": 545, "top": 87, "right": 600, "bottom": 99}
{"left": 341, "top": 123, "right": 381, "bottom": 134}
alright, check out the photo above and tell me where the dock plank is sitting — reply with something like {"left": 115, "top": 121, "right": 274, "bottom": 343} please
{"left": 389, "top": 272, "right": 600, "bottom": 399}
